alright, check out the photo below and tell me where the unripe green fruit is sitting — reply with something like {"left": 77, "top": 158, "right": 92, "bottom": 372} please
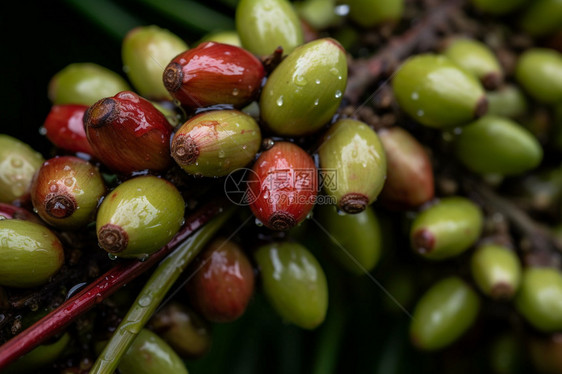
{"left": 410, "top": 277, "right": 480, "bottom": 351}
{"left": 254, "top": 241, "right": 328, "bottom": 330}
{"left": 442, "top": 37, "right": 503, "bottom": 90}
{"left": 260, "top": 37, "right": 348, "bottom": 136}
{"left": 515, "top": 48, "right": 562, "bottom": 104}
{"left": 453, "top": 115, "right": 543, "bottom": 176}
{"left": 118, "top": 328, "right": 189, "bottom": 374}
{"left": 515, "top": 267, "right": 562, "bottom": 332}
{"left": 171, "top": 110, "right": 261, "bottom": 177}
{"left": 0, "top": 219, "right": 64, "bottom": 288}
{"left": 295, "top": 0, "right": 340, "bottom": 30}
{"left": 122, "top": 25, "right": 188, "bottom": 101}
{"left": 470, "top": 244, "right": 522, "bottom": 300}
{"left": 96, "top": 175, "right": 185, "bottom": 259}
{"left": 471, "top": 0, "right": 528, "bottom": 14}
{"left": 486, "top": 84, "right": 528, "bottom": 118}
{"left": 3, "top": 333, "right": 70, "bottom": 374}
{"left": 519, "top": 0, "right": 562, "bottom": 37}
{"left": 198, "top": 30, "right": 241, "bottom": 47}
{"left": 0, "top": 135, "right": 44, "bottom": 203}
{"left": 392, "top": 54, "right": 487, "bottom": 128}
{"left": 236, "top": 0, "right": 303, "bottom": 56}
{"left": 316, "top": 204, "right": 382, "bottom": 274}
{"left": 410, "top": 197, "right": 483, "bottom": 260}
{"left": 347, "top": 0, "right": 404, "bottom": 28}
{"left": 48, "top": 63, "right": 130, "bottom": 106}
{"left": 318, "top": 119, "right": 386, "bottom": 213}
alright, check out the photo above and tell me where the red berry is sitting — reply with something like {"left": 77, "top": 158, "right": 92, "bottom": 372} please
{"left": 187, "top": 238, "right": 255, "bottom": 323}
{"left": 83, "top": 91, "right": 173, "bottom": 174}
{"left": 43, "top": 104, "right": 94, "bottom": 155}
{"left": 248, "top": 142, "right": 317, "bottom": 231}
{"left": 163, "top": 42, "right": 265, "bottom": 109}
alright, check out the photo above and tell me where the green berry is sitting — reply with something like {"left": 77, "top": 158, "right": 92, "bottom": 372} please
{"left": 118, "top": 328, "right": 189, "bottom": 374}
{"left": 198, "top": 30, "right": 242, "bottom": 47}
{"left": 295, "top": 0, "right": 340, "bottom": 30}
{"left": 486, "top": 84, "right": 528, "bottom": 118}
{"left": 347, "top": 0, "right": 404, "bottom": 28}
{"left": 3, "top": 333, "right": 70, "bottom": 374}
{"left": 442, "top": 37, "right": 503, "bottom": 90}
{"left": 410, "top": 277, "right": 480, "bottom": 351}
{"left": 122, "top": 25, "right": 188, "bottom": 101}
{"left": 171, "top": 110, "right": 261, "bottom": 177}
{"left": 515, "top": 267, "right": 562, "bottom": 332}
{"left": 318, "top": 119, "right": 387, "bottom": 213}
{"left": 254, "top": 241, "right": 328, "bottom": 329}
{"left": 236, "top": 0, "right": 303, "bottom": 56}
{"left": 392, "top": 54, "right": 487, "bottom": 128}
{"left": 471, "top": 0, "right": 528, "bottom": 14}
{"left": 0, "top": 219, "right": 65, "bottom": 288}
{"left": 260, "top": 38, "right": 348, "bottom": 136}
{"left": 515, "top": 48, "right": 562, "bottom": 104}
{"left": 0, "top": 135, "right": 44, "bottom": 204}
{"left": 519, "top": 0, "right": 562, "bottom": 37}
{"left": 48, "top": 63, "right": 131, "bottom": 106}
{"left": 316, "top": 204, "right": 382, "bottom": 274}
{"left": 410, "top": 197, "right": 483, "bottom": 260}
{"left": 453, "top": 115, "right": 543, "bottom": 176}
{"left": 470, "top": 244, "right": 522, "bottom": 299}
{"left": 96, "top": 175, "right": 185, "bottom": 259}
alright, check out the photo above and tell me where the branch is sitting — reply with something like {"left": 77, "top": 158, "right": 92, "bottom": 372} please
{"left": 0, "top": 199, "right": 228, "bottom": 371}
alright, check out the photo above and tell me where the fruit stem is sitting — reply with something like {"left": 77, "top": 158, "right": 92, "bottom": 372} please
{"left": 89, "top": 205, "right": 236, "bottom": 374}
{"left": 0, "top": 200, "right": 228, "bottom": 371}
{"left": 345, "top": 0, "right": 464, "bottom": 104}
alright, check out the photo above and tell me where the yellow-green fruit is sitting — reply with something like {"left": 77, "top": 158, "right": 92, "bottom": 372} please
{"left": 118, "top": 328, "right": 189, "bottom": 374}
{"left": 486, "top": 84, "right": 528, "bottom": 118}
{"left": 515, "top": 267, "right": 562, "bottom": 332}
{"left": 236, "top": 0, "right": 303, "bottom": 56}
{"left": 410, "top": 277, "right": 480, "bottom": 351}
{"left": 392, "top": 54, "right": 487, "bottom": 128}
{"left": 316, "top": 204, "right": 382, "bottom": 274}
{"left": 48, "top": 63, "right": 131, "bottom": 106}
{"left": 515, "top": 48, "right": 562, "bottom": 104}
{"left": 171, "top": 110, "right": 261, "bottom": 177}
{"left": 122, "top": 25, "right": 188, "bottom": 101}
{"left": 96, "top": 175, "right": 185, "bottom": 259}
{"left": 347, "top": 0, "right": 404, "bottom": 28}
{"left": 471, "top": 0, "right": 528, "bottom": 14}
{"left": 0, "top": 135, "right": 44, "bottom": 203}
{"left": 3, "top": 333, "right": 70, "bottom": 374}
{"left": 318, "top": 119, "right": 386, "bottom": 214}
{"left": 198, "top": 30, "right": 242, "bottom": 47}
{"left": 260, "top": 37, "right": 348, "bottom": 136}
{"left": 442, "top": 38, "right": 503, "bottom": 90}
{"left": 453, "top": 115, "right": 543, "bottom": 176}
{"left": 295, "top": 0, "right": 340, "bottom": 30}
{"left": 0, "top": 219, "right": 64, "bottom": 288}
{"left": 254, "top": 241, "right": 328, "bottom": 329}
{"left": 410, "top": 197, "right": 483, "bottom": 260}
{"left": 470, "top": 244, "right": 522, "bottom": 300}
{"left": 519, "top": 0, "right": 562, "bottom": 37}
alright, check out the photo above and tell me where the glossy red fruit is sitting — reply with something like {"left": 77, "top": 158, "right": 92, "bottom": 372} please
{"left": 43, "top": 104, "right": 95, "bottom": 155}
{"left": 163, "top": 42, "right": 265, "bottom": 109}
{"left": 187, "top": 238, "right": 255, "bottom": 323}
{"left": 83, "top": 91, "right": 173, "bottom": 174}
{"left": 248, "top": 142, "right": 317, "bottom": 231}
{"left": 378, "top": 127, "right": 434, "bottom": 209}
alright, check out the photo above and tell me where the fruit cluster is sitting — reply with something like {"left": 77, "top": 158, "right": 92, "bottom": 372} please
{"left": 1, "top": 0, "right": 562, "bottom": 373}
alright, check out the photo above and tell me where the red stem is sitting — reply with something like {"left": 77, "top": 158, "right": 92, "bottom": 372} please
{"left": 0, "top": 200, "right": 226, "bottom": 370}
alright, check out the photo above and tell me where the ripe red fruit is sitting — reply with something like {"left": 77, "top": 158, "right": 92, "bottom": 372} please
{"left": 163, "top": 42, "right": 265, "bottom": 109}
{"left": 187, "top": 238, "right": 255, "bottom": 323}
{"left": 83, "top": 91, "right": 173, "bottom": 174}
{"left": 248, "top": 142, "right": 318, "bottom": 231}
{"left": 43, "top": 104, "right": 94, "bottom": 155}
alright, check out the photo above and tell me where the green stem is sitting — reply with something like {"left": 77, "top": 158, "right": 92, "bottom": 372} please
{"left": 62, "top": 0, "right": 143, "bottom": 40}
{"left": 89, "top": 206, "right": 235, "bottom": 374}
{"left": 136, "top": 0, "right": 235, "bottom": 34}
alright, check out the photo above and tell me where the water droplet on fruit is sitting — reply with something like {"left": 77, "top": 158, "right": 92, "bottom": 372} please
{"left": 38, "top": 126, "right": 47, "bottom": 135}
{"left": 416, "top": 109, "right": 424, "bottom": 117}
{"left": 64, "top": 177, "right": 75, "bottom": 187}
{"left": 334, "top": 90, "right": 342, "bottom": 98}
{"left": 295, "top": 75, "right": 307, "bottom": 86}
{"left": 334, "top": 4, "right": 349, "bottom": 15}
{"left": 330, "top": 67, "right": 340, "bottom": 76}
{"left": 255, "top": 218, "right": 264, "bottom": 227}
{"left": 232, "top": 88, "right": 239, "bottom": 96}
{"left": 315, "top": 79, "right": 321, "bottom": 84}
{"left": 411, "top": 92, "right": 419, "bottom": 100}
{"left": 276, "top": 96, "right": 284, "bottom": 107}
{"left": 218, "top": 150, "right": 226, "bottom": 158}
{"left": 138, "top": 295, "right": 152, "bottom": 307}
{"left": 314, "top": 98, "right": 320, "bottom": 106}
{"left": 108, "top": 253, "right": 118, "bottom": 261}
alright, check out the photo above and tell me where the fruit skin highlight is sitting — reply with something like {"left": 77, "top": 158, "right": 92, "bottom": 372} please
{"left": 42, "top": 104, "right": 94, "bottom": 155}
{"left": 248, "top": 142, "right": 318, "bottom": 231}
{"left": 95, "top": 175, "right": 185, "bottom": 259}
